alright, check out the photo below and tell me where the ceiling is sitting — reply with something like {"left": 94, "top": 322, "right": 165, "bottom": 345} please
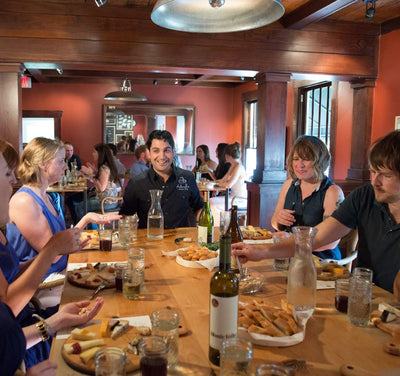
{"left": 21, "top": 0, "right": 400, "bottom": 88}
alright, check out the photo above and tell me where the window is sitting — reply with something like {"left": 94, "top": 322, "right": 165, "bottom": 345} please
{"left": 298, "top": 81, "right": 332, "bottom": 148}
{"left": 242, "top": 91, "right": 258, "bottom": 179}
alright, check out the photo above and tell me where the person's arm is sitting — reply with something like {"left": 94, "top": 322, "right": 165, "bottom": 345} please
{"left": 75, "top": 155, "right": 82, "bottom": 170}
{"left": 217, "top": 163, "right": 240, "bottom": 188}
{"left": 93, "top": 165, "right": 110, "bottom": 193}
{"left": 313, "top": 184, "right": 345, "bottom": 253}
{"left": 271, "top": 179, "right": 294, "bottom": 231}
{"left": 3, "top": 229, "right": 82, "bottom": 316}
{"left": 232, "top": 216, "right": 351, "bottom": 263}
{"left": 23, "top": 298, "right": 104, "bottom": 349}
{"left": 75, "top": 213, "right": 121, "bottom": 230}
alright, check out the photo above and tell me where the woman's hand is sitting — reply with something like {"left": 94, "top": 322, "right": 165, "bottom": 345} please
{"left": 42, "top": 228, "right": 82, "bottom": 256}
{"left": 47, "top": 298, "right": 104, "bottom": 333}
{"left": 87, "top": 213, "right": 122, "bottom": 225}
{"left": 275, "top": 209, "right": 296, "bottom": 228}
{"left": 26, "top": 360, "right": 57, "bottom": 376}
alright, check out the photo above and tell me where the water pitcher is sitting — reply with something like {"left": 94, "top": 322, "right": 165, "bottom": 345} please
{"left": 147, "top": 189, "right": 164, "bottom": 239}
{"left": 287, "top": 226, "right": 317, "bottom": 323}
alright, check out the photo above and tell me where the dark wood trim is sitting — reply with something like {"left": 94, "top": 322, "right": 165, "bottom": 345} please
{"left": 381, "top": 16, "right": 400, "bottom": 35}
{"left": 281, "top": 0, "right": 358, "bottom": 29}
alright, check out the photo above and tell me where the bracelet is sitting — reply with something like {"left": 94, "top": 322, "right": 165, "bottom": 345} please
{"left": 32, "top": 314, "right": 53, "bottom": 342}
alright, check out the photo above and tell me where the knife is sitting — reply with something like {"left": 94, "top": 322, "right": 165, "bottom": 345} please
{"left": 340, "top": 364, "right": 400, "bottom": 376}
{"left": 89, "top": 281, "right": 107, "bottom": 300}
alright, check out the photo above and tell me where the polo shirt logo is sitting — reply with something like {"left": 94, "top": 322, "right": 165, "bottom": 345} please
{"left": 176, "top": 176, "right": 189, "bottom": 191}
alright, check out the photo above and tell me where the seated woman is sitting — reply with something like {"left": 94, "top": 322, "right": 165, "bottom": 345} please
{"left": 192, "top": 144, "right": 218, "bottom": 180}
{"left": 271, "top": 135, "right": 344, "bottom": 260}
{"left": 210, "top": 142, "right": 248, "bottom": 224}
{"left": 69, "top": 143, "right": 122, "bottom": 225}
{"left": 199, "top": 143, "right": 231, "bottom": 182}
{"left": 0, "top": 138, "right": 104, "bottom": 374}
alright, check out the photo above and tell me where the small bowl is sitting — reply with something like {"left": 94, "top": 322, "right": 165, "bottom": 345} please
{"left": 238, "top": 268, "right": 264, "bottom": 295}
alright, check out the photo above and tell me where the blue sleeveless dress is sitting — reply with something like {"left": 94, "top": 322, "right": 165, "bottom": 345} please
{"left": 6, "top": 187, "right": 67, "bottom": 279}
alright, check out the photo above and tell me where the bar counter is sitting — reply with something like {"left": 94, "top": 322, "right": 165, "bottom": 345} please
{"left": 50, "top": 228, "right": 400, "bottom": 375}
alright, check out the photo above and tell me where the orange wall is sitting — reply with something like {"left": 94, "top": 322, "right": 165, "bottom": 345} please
{"left": 373, "top": 29, "right": 400, "bottom": 142}
{"left": 22, "top": 83, "right": 242, "bottom": 168}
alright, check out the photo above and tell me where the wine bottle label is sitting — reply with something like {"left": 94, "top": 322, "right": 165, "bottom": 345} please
{"left": 209, "top": 295, "right": 238, "bottom": 350}
{"left": 198, "top": 226, "right": 208, "bottom": 245}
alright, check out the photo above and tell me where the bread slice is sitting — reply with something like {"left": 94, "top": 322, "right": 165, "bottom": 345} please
{"left": 253, "top": 311, "right": 285, "bottom": 337}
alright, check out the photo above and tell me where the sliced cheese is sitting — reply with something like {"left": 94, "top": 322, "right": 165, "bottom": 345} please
{"left": 100, "top": 319, "right": 109, "bottom": 337}
{"left": 71, "top": 328, "right": 97, "bottom": 341}
{"left": 111, "top": 320, "right": 129, "bottom": 339}
{"left": 64, "top": 339, "right": 105, "bottom": 354}
{"left": 80, "top": 346, "right": 103, "bottom": 364}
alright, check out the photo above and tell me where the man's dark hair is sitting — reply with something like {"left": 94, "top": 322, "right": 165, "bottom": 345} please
{"left": 146, "top": 130, "right": 175, "bottom": 151}
{"left": 135, "top": 144, "right": 148, "bottom": 159}
{"left": 369, "top": 130, "right": 400, "bottom": 175}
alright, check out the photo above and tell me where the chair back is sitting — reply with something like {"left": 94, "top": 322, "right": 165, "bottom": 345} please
{"left": 337, "top": 229, "right": 358, "bottom": 271}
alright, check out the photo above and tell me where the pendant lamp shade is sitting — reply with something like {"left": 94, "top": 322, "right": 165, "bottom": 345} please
{"left": 104, "top": 79, "right": 147, "bottom": 101}
{"left": 151, "top": 0, "right": 285, "bottom": 33}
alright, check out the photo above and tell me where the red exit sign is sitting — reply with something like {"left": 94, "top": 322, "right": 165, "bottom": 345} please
{"left": 21, "top": 75, "right": 32, "bottom": 88}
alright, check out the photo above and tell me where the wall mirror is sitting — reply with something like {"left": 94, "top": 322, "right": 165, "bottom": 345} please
{"left": 103, "top": 104, "right": 195, "bottom": 155}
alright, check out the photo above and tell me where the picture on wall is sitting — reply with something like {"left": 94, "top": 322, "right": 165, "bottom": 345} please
{"left": 395, "top": 116, "right": 400, "bottom": 130}
{"left": 105, "top": 126, "right": 115, "bottom": 144}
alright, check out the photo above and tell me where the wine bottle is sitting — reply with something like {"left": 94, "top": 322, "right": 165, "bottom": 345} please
{"left": 198, "top": 191, "right": 214, "bottom": 245}
{"left": 209, "top": 233, "right": 239, "bottom": 366}
{"left": 227, "top": 205, "right": 243, "bottom": 270}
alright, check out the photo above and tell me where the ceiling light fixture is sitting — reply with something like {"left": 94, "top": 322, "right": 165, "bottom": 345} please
{"left": 363, "top": 0, "right": 377, "bottom": 19}
{"left": 104, "top": 78, "right": 147, "bottom": 101}
{"left": 151, "top": 0, "right": 285, "bottom": 33}
{"left": 95, "top": 0, "right": 107, "bottom": 7}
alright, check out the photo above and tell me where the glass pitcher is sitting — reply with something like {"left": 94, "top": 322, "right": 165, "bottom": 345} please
{"left": 287, "top": 226, "right": 317, "bottom": 323}
{"left": 147, "top": 189, "right": 164, "bottom": 239}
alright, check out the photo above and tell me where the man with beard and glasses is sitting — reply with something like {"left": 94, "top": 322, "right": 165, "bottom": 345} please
{"left": 232, "top": 130, "right": 400, "bottom": 298}
{"left": 120, "top": 130, "right": 203, "bottom": 228}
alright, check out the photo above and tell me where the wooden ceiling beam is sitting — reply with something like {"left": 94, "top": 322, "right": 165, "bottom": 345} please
{"left": 281, "top": 0, "right": 359, "bottom": 29}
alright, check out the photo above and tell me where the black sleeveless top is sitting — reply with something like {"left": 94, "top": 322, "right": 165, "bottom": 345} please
{"left": 284, "top": 176, "right": 341, "bottom": 259}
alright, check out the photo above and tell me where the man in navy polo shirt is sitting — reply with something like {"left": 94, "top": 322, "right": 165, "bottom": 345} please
{"left": 120, "top": 130, "right": 203, "bottom": 228}
{"left": 232, "top": 130, "right": 400, "bottom": 297}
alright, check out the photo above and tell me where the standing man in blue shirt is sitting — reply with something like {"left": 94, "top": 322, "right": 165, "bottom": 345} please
{"left": 120, "top": 130, "right": 203, "bottom": 228}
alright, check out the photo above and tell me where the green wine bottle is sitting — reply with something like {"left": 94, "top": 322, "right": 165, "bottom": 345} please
{"left": 198, "top": 191, "right": 214, "bottom": 244}
{"left": 227, "top": 205, "right": 243, "bottom": 271}
{"left": 209, "top": 233, "right": 239, "bottom": 366}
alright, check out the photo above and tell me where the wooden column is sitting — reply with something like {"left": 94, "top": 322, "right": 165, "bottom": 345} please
{"left": 247, "top": 72, "right": 291, "bottom": 230}
{"left": 346, "top": 78, "right": 376, "bottom": 182}
{"left": 0, "top": 64, "right": 23, "bottom": 152}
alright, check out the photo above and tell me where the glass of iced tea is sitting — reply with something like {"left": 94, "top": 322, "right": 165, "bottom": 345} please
{"left": 98, "top": 229, "right": 113, "bottom": 251}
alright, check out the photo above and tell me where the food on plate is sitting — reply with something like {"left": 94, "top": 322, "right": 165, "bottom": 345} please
{"left": 80, "top": 230, "right": 99, "bottom": 248}
{"left": 67, "top": 263, "right": 116, "bottom": 289}
{"left": 316, "top": 262, "right": 350, "bottom": 280}
{"left": 238, "top": 269, "right": 264, "bottom": 295}
{"left": 241, "top": 225, "right": 272, "bottom": 240}
{"left": 111, "top": 319, "right": 130, "bottom": 339}
{"left": 64, "top": 339, "right": 105, "bottom": 354}
{"left": 238, "top": 299, "right": 300, "bottom": 337}
{"left": 62, "top": 320, "right": 152, "bottom": 373}
{"left": 177, "top": 245, "right": 218, "bottom": 261}
{"left": 70, "top": 328, "right": 97, "bottom": 341}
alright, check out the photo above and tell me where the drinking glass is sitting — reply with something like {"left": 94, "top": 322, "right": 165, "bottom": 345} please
{"left": 255, "top": 363, "right": 293, "bottom": 376}
{"left": 220, "top": 211, "right": 231, "bottom": 236}
{"left": 118, "top": 218, "right": 131, "bottom": 248}
{"left": 95, "top": 347, "right": 126, "bottom": 376}
{"left": 129, "top": 214, "right": 139, "bottom": 242}
{"left": 335, "top": 278, "right": 350, "bottom": 313}
{"left": 272, "top": 231, "right": 291, "bottom": 271}
{"left": 128, "top": 247, "right": 145, "bottom": 285}
{"left": 122, "top": 268, "right": 141, "bottom": 300}
{"left": 114, "top": 262, "right": 129, "bottom": 292}
{"left": 150, "top": 309, "right": 180, "bottom": 369}
{"left": 347, "top": 276, "right": 372, "bottom": 327}
{"left": 139, "top": 336, "right": 168, "bottom": 376}
{"left": 220, "top": 338, "right": 253, "bottom": 376}
{"left": 353, "top": 267, "right": 373, "bottom": 282}
{"left": 98, "top": 229, "right": 113, "bottom": 251}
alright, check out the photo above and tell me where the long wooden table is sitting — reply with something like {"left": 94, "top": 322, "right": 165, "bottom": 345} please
{"left": 50, "top": 228, "right": 400, "bottom": 375}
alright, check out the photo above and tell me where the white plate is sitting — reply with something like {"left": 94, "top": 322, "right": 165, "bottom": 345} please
{"left": 243, "top": 238, "right": 273, "bottom": 244}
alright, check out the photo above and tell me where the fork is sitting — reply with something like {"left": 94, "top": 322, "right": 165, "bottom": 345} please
{"left": 89, "top": 281, "right": 107, "bottom": 300}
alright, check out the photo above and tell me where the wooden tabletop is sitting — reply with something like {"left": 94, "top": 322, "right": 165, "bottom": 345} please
{"left": 50, "top": 228, "right": 400, "bottom": 375}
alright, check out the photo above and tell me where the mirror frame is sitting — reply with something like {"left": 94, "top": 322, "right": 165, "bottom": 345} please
{"left": 102, "top": 104, "right": 196, "bottom": 155}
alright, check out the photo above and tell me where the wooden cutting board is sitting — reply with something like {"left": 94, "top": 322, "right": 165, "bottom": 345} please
{"left": 62, "top": 323, "right": 141, "bottom": 375}
{"left": 371, "top": 315, "right": 400, "bottom": 356}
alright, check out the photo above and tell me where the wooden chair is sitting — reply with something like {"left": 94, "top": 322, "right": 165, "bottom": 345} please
{"left": 335, "top": 229, "right": 358, "bottom": 271}
{"left": 100, "top": 196, "right": 123, "bottom": 215}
